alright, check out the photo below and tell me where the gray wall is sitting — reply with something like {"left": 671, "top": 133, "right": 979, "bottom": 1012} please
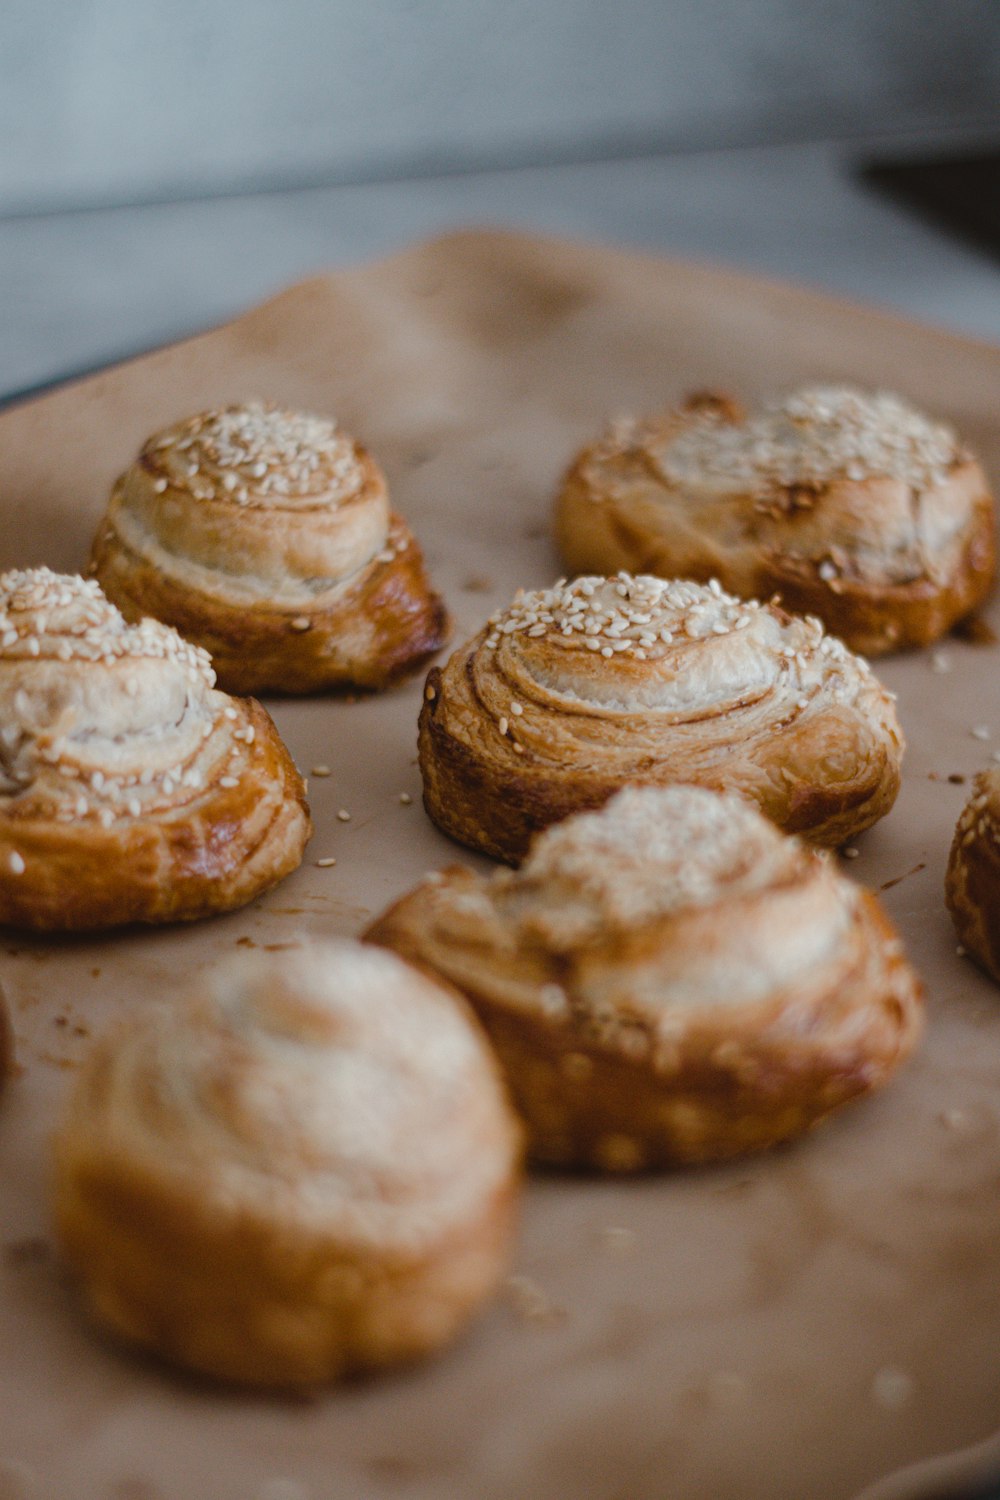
{"left": 3, "top": 0, "right": 1000, "bottom": 215}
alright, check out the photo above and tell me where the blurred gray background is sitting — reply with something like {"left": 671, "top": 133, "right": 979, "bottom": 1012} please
{"left": 4, "top": 0, "right": 999, "bottom": 214}
{"left": 2, "top": 0, "right": 999, "bottom": 395}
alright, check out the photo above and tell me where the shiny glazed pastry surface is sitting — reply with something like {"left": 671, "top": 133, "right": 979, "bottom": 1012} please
{"left": 367, "top": 785, "right": 924, "bottom": 1169}
{"left": 90, "top": 402, "right": 450, "bottom": 693}
{"left": 555, "top": 386, "right": 996, "bottom": 656}
{"left": 0, "top": 567, "right": 310, "bottom": 930}
{"left": 419, "top": 572, "right": 904, "bottom": 863}
{"left": 946, "top": 769, "right": 1000, "bottom": 982}
{"left": 53, "top": 942, "right": 522, "bottom": 1387}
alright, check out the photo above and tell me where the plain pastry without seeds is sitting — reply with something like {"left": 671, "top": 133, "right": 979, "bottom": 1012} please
{"left": 418, "top": 571, "right": 903, "bottom": 863}
{"left": 946, "top": 769, "right": 1000, "bottom": 982}
{"left": 53, "top": 942, "right": 522, "bottom": 1387}
{"left": 90, "top": 401, "right": 450, "bottom": 694}
{"left": 0, "top": 567, "right": 310, "bottom": 931}
{"left": 555, "top": 386, "right": 996, "bottom": 655}
{"left": 367, "top": 785, "right": 924, "bottom": 1169}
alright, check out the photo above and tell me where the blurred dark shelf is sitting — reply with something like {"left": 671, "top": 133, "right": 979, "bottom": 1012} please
{"left": 858, "top": 143, "right": 1000, "bottom": 262}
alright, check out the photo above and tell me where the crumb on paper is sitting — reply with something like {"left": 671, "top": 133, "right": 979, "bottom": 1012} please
{"left": 504, "top": 1274, "right": 566, "bottom": 1327}
{"left": 842, "top": 847, "right": 860, "bottom": 859}
{"left": 598, "top": 1225, "right": 637, "bottom": 1253}
{"left": 971, "top": 725, "right": 991, "bottom": 741}
{"left": 948, "top": 773, "right": 966, "bottom": 785}
{"left": 315, "top": 857, "right": 337, "bottom": 868}
{"left": 310, "top": 765, "right": 331, "bottom": 778}
{"left": 871, "top": 1366, "right": 914, "bottom": 1411}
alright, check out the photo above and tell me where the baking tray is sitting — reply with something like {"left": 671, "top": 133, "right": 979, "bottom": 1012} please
{"left": 1, "top": 229, "right": 1000, "bottom": 1500}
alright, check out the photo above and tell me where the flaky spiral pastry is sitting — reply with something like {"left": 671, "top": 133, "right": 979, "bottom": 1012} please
{"left": 556, "top": 387, "right": 996, "bottom": 655}
{"left": 53, "top": 943, "right": 522, "bottom": 1386}
{"left": 419, "top": 572, "right": 903, "bottom": 863}
{"left": 368, "top": 786, "right": 924, "bottom": 1169}
{"left": 946, "top": 768, "right": 1000, "bottom": 982}
{"left": 0, "top": 568, "right": 310, "bottom": 930}
{"left": 90, "top": 402, "right": 450, "bottom": 693}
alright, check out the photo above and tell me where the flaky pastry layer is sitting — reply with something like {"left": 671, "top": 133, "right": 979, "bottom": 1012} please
{"left": 90, "top": 403, "right": 449, "bottom": 693}
{"left": 556, "top": 387, "right": 996, "bottom": 656}
{"left": 53, "top": 944, "right": 521, "bottom": 1386}
{"left": 0, "top": 568, "right": 310, "bottom": 930}
{"left": 419, "top": 573, "right": 903, "bottom": 863}
{"left": 368, "top": 786, "right": 924, "bottom": 1169}
{"left": 946, "top": 769, "right": 1000, "bottom": 982}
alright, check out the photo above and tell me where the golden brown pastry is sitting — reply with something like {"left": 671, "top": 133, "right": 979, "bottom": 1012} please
{"left": 0, "top": 567, "right": 310, "bottom": 931}
{"left": 53, "top": 942, "right": 522, "bottom": 1387}
{"left": 368, "top": 785, "right": 924, "bottom": 1169}
{"left": 946, "top": 769, "right": 1000, "bottom": 980}
{"left": 556, "top": 387, "right": 996, "bottom": 656}
{"left": 419, "top": 571, "right": 903, "bottom": 863}
{"left": 89, "top": 401, "right": 450, "bottom": 694}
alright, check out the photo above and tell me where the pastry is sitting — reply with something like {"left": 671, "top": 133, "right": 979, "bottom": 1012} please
{"left": 53, "top": 942, "right": 522, "bottom": 1387}
{"left": 0, "top": 567, "right": 310, "bottom": 931}
{"left": 367, "top": 784, "right": 924, "bottom": 1169}
{"left": 946, "top": 769, "right": 1000, "bottom": 981}
{"left": 555, "top": 386, "right": 996, "bottom": 656}
{"left": 419, "top": 571, "right": 903, "bottom": 863}
{"left": 89, "top": 401, "right": 450, "bottom": 694}
{"left": 367, "top": 786, "right": 923, "bottom": 1170}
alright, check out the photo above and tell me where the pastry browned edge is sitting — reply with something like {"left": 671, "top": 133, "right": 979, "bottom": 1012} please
{"left": 53, "top": 942, "right": 522, "bottom": 1388}
{"left": 418, "top": 572, "right": 903, "bottom": 864}
{"left": 946, "top": 768, "right": 1000, "bottom": 981}
{"left": 0, "top": 568, "right": 310, "bottom": 931}
{"left": 555, "top": 386, "right": 996, "bottom": 656}
{"left": 90, "top": 402, "right": 450, "bottom": 694}
{"left": 367, "top": 785, "right": 924, "bottom": 1170}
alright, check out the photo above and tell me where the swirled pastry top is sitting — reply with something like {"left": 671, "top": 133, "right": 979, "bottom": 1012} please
{"left": 556, "top": 386, "right": 995, "bottom": 655}
{"left": 0, "top": 567, "right": 218, "bottom": 809}
{"left": 0, "top": 568, "right": 310, "bottom": 929}
{"left": 103, "top": 401, "right": 391, "bottom": 605}
{"left": 419, "top": 572, "right": 903, "bottom": 858}
{"left": 382, "top": 786, "right": 875, "bottom": 1025}
{"left": 62, "top": 943, "right": 518, "bottom": 1256}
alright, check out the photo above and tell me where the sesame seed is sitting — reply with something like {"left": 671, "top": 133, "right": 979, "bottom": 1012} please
{"left": 399, "top": 792, "right": 413, "bottom": 805}
{"left": 220, "top": 776, "right": 239, "bottom": 789}
{"left": 337, "top": 809, "right": 351, "bottom": 822}
{"left": 290, "top": 616, "right": 311, "bottom": 632}
{"left": 971, "top": 725, "right": 991, "bottom": 741}
{"left": 842, "top": 847, "right": 860, "bottom": 859}
{"left": 315, "top": 857, "right": 337, "bottom": 868}
{"left": 311, "top": 765, "right": 331, "bottom": 777}
{"left": 425, "top": 684, "right": 437, "bottom": 701}
{"left": 8, "top": 851, "right": 25, "bottom": 875}
{"left": 498, "top": 716, "right": 509, "bottom": 735}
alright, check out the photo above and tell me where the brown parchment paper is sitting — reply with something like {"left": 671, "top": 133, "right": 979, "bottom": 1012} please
{"left": 1, "top": 229, "right": 1000, "bottom": 1500}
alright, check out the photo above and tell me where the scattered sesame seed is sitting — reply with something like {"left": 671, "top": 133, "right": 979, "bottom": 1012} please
{"left": 971, "top": 725, "right": 991, "bottom": 740}
{"left": 8, "top": 851, "right": 25, "bottom": 875}
{"left": 315, "top": 857, "right": 337, "bottom": 868}
{"left": 931, "top": 650, "right": 952, "bottom": 674}
{"left": 290, "top": 616, "right": 311, "bottom": 632}
{"left": 311, "top": 765, "right": 331, "bottom": 777}
{"left": 337, "top": 809, "right": 351, "bottom": 822}
{"left": 498, "top": 716, "right": 509, "bottom": 736}
{"left": 399, "top": 792, "right": 413, "bottom": 805}
{"left": 842, "top": 847, "right": 860, "bottom": 859}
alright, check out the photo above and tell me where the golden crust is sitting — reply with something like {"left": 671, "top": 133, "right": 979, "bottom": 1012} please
{"left": 419, "top": 573, "right": 903, "bottom": 864}
{"left": 945, "top": 769, "right": 1000, "bottom": 981}
{"left": 367, "top": 786, "right": 924, "bottom": 1169}
{"left": 53, "top": 943, "right": 522, "bottom": 1387}
{"left": 89, "top": 403, "right": 450, "bottom": 694}
{"left": 555, "top": 387, "right": 996, "bottom": 656}
{"left": 0, "top": 569, "right": 310, "bottom": 932}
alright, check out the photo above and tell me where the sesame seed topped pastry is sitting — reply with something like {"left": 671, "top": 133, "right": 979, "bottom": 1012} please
{"left": 418, "top": 572, "right": 903, "bottom": 864}
{"left": 946, "top": 769, "right": 1000, "bottom": 982}
{"left": 555, "top": 387, "right": 996, "bottom": 656}
{"left": 367, "top": 785, "right": 923, "bottom": 1170}
{"left": 53, "top": 942, "right": 522, "bottom": 1387}
{"left": 0, "top": 567, "right": 310, "bottom": 931}
{"left": 89, "top": 402, "right": 450, "bottom": 694}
